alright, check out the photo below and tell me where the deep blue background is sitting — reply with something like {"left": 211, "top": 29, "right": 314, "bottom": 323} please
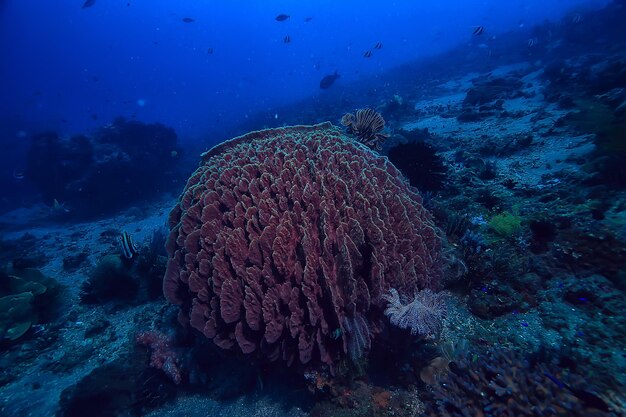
{"left": 0, "top": 0, "right": 609, "bottom": 143}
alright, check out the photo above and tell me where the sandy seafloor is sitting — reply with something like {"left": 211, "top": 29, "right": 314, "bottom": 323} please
{"left": 1, "top": 59, "right": 624, "bottom": 417}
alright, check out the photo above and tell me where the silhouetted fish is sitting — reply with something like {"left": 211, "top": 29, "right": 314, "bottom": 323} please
{"left": 207, "top": 47, "right": 214, "bottom": 54}
{"left": 82, "top": 0, "right": 96, "bottom": 8}
{"left": 12, "top": 168, "right": 24, "bottom": 180}
{"left": 320, "top": 72, "right": 340, "bottom": 89}
{"left": 304, "top": 17, "right": 313, "bottom": 22}
{"left": 374, "top": 41, "right": 383, "bottom": 49}
{"left": 275, "top": 14, "right": 290, "bottom": 21}
{"left": 363, "top": 50, "right": 372, "bottom": 58}
{"left": 182, "top": 17, "right": 195, "bottom": 23}
{"left": 283, "top": 35, "right": 291, "bottom": 44}
{"left": 472, "top": 26, "right": 485, "bottom": 36}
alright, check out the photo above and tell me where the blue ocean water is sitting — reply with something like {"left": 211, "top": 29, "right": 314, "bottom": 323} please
{"left": 1, "top": 1, "right": 625, "bottom": 416}
{"left": 0, "top": 0, "right": 609, "bottom": 139}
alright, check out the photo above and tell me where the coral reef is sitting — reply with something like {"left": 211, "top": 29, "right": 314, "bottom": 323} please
{"left": 386, "top": 139, "right": 447, "bottom": 192}
{"left": 164, "top": 123, "right": 443, "bottom": 370}
{"left": 80, "top": 241, "right": 166, "bottom": 307}
{"left": 307, "top": 378, "right": 423, "bottom": 417}
{"left": 80, "top": 254, "right": 139, "bottom": 305}
{"left": 0, "top": 233, "right": 50, "bottom": 269}
{"left": 0, "top": 267, "right": 62, "bottom": 342}
{"left": 424, "top": 348, "right": 616, "bottom": 417}
{"left": 382, "top": 288, "right": 447, "bottom": 338}
{"left": 488, "top": 211, "right": 523, "bottom": 237}
{"left": 58, "top": 353, "right": 176, "bottom": 417}
{"left": 136, "top": 330, "right": 182, "bottom": 385}
{"left": 24, "top": 118, "right": 183, "bottom": 217}
{"left": 457, "top": 73, "right": 530, "bottom": 122}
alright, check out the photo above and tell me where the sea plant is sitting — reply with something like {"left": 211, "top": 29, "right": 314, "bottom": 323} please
{"left": 488, "top": 211, "right": 523, "bottom": 237}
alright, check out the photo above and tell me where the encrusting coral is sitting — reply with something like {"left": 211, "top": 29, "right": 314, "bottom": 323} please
{"left": 424, "top": 348, "right": 616, "bottom": 417}
{"left": 163, "top": 123, "right": 443, "bottom": 370}
{"left": 0, "top": 267, "right": 61, "bottom": 342}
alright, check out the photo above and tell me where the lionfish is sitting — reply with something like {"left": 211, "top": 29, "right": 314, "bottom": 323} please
{"left": 341, "top": 108, "right": 390, "bottom": 150}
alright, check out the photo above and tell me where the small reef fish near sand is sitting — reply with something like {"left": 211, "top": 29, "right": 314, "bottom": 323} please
{"left": 182, "top": 17, "right": 195, "bottom": 23}
{"left": 319, "top": 72, "right": 340, "bottom": 89}
{"left": 275, "top": 14, "right": 290, "bottom": 21}
{"left": 283, "top": 35, "right": 291, "bottom": 44}
{"left": 363, "top": 50, "right": 372, "bottom": 58}
{"left": 119, "top": 231, "right": 139, "bottom": 259}
{"left": 374, "top": 41, "right": 383, "bottom": 49}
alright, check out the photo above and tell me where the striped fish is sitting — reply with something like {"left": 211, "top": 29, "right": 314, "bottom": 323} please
{"left": 472, "top": 26, "right": 485, "bottom": 36}
{"left": 119, "top": 231, "right": 139, "bottom": 259}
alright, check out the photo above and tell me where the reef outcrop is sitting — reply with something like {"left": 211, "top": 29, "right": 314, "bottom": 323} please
{"left": 164, "top": 123, "right": 443, "bottom": 369}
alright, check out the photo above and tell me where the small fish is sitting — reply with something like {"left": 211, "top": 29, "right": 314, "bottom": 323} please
{"left": 12, "top": 168, "right": 24, "bottom": 180}
{"left": 275, "top": 14, "right": 290, "bottom": 21}
{"left": 304, "top": 17, "right": 313, "bottom": 22}
{"left": 82, "top": 0, "right": 96, "bottom": 8}
{"left": 207, "top": 47, "right": 214, "bottom": 54}
{"left": 182, "top": 17, "right": 195, "bottom": 23}
{"left": 374, "top": 41, "right": 383, "bottom": 49}
{"left": 363, "top": 50, "right": 372, "bottom": 58}
{"left": 119, "top": 231, "right": 139, "bottom": 259}
{"left": 319, "top": 71, "right": 340, "bottom": 89}
{"left": 472, "top": 26, "right": 485, "bottom": 36}
{"left": 544, "top": 373, "right": 610, "bottom": 412}
{"left": 572, "top": 13, "right": 582, "bottom": 24}
{"left": 52, "top": 199, "right": 70, "bottom": 213}
{"left": 527, "top": 38, "right": 537, "bottom": 47}
{"left": 283, "top": 35, "right": 291, "bottom": 44}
